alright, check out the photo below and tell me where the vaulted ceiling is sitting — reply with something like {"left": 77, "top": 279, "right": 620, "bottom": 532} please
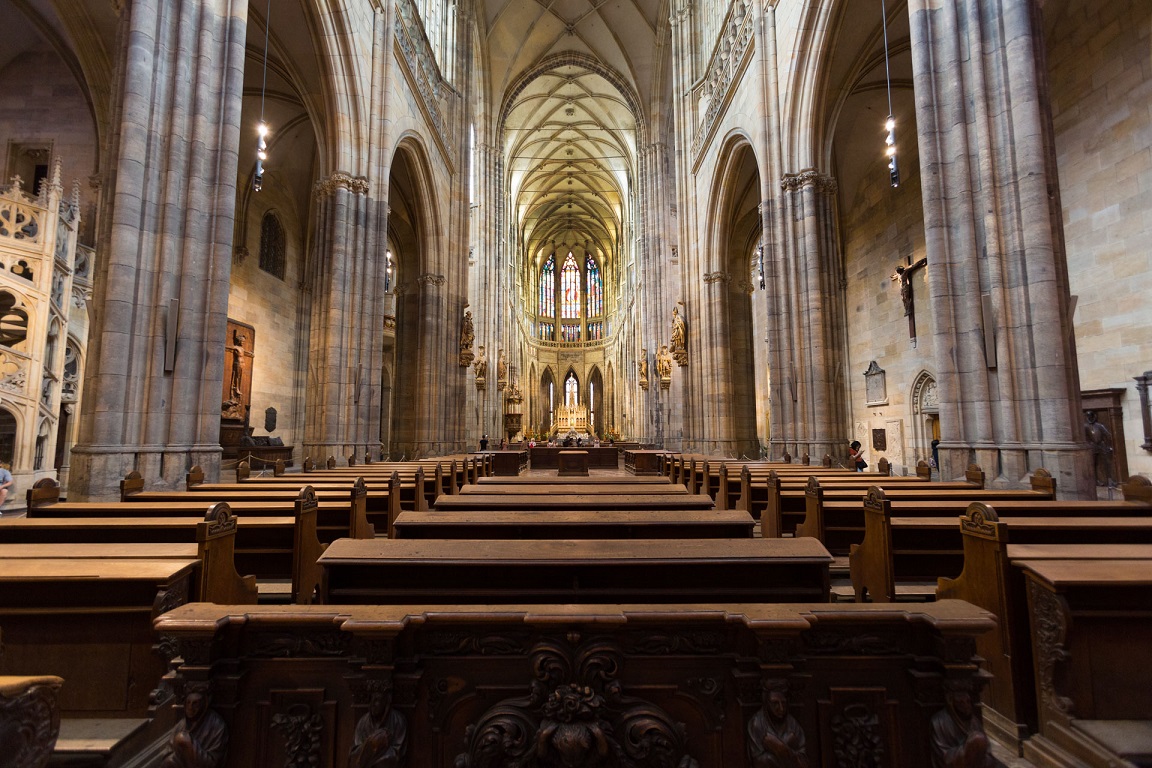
{"left": 481, "top": 0, "right": 669, "bottom": 273}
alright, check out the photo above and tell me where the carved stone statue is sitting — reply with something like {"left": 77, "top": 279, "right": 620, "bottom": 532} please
{"left": 348, "top": 687, "right": 408, "bottom": 768}
{"left": 1084, "top": 410, "right": 1114, "bottom": 486}
{"left": 496, "top": 348, "right": 508, "bottom": 390}
{"left": 458, "top": 310, "right": 475, "bottom": 367}
{"left": 637, "top": 349, "right": 649, "bottom": 389}
{"left": 161, "top": 689, "right": 228, "bottom": 768}
{"left": 746, "top": 679, "right": 807, "bottom": 768}
{"left": 929, "top": 682, "right": 992, "bottom": 768}
{"left": 671, "top": 306, "right": 689, "bottom": 367}
{"left": 656, "top": 345, "right": 673, "bottom": 380}
{"left": 473, "top": 345, "right": 487, "bottom": 386}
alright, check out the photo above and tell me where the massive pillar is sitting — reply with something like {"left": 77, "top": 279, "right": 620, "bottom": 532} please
{"left": 909, "top": 0, "right": 1093, "bottom": 496}
{"left": 71, "top": 0, "right": 247, "bottom": 498}
{"left": 767, "top": 171, "right": 844, "bottom": 462}
{"left": 304, "top": 175, "right": 388, "bottom": 462}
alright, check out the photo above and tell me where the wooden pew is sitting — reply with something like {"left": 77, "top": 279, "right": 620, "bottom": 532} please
{"left": 798, "top": 469, "right": 1081, "bottom": 554}
{"left": 1018, "top": 559, "right": 1152, "bottom": 768}
{"left": 0, "top": 556, "right": 198, "bottom": 718}
{"left": 105, "top": 472, "right": 373, "bottom": 543}
{"left": 476, "top": 474, "right": 672, "bottom": 486}
{"left": 237, "top": 457, "right": 461, "bottom": 501}
{"left": 736, "top": 464, "right": 859, "bottom": 519}
{"left": 16, "top": 481, "right": 326, "bottom": 603}
{"left": 391, "top": 508, "right": 756, "bottom": 539}
{"left": 0, "top": 503, "right": 258, "bottom": 604}
{"left": 153, "top": 600, "right": 995, "bottom": 768}
{"left": 764, "top": 465, "right": 989, "bottom": 537}
{"left": 936, "top": 497, "right": 1152, "bottom": 750}
{"left": 458, "top": 481, "right": 689, "bottom": 496}
{"left": 430, "top": 491, "right": 716, "bottom": 512}
{"left": 319, "top": 537, "right": 832, "bottom": 604}
{"left": 849, "top": 486, "right": 1152, "bottom": 603}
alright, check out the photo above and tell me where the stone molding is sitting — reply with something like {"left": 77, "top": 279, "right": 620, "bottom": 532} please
{"left": 417, "top": 273, "right": 446, "bottom": 287}
{"left": 703, "top": 271, "right": 730, "bottom": 284}
{"left": 313, "top": 172, "right": 370, "bottom": 199}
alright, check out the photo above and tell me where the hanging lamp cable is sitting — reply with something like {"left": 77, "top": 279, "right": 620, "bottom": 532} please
{"left": 881, "top": 0, "right": 899, "bottom": 187}
{"left": 254, "top": 0, "right": 272, "bottom": 191}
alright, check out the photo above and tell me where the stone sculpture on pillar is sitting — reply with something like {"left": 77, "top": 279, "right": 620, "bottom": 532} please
{"left": 656, "top": 345, "right": 673, "bottom": 389}
{"left": 670, "top": 305, "right": 688, "bottom": 367}
{"left": 458, "top": 310, "right": 475, "bottom": 367}
{"left": 473, "top": 345, "right": 487, "bottom": 391}
{"left": 496, "top": 348, "right": 508, "bottom": 391}
{"left": 638, "top": 349, "right": 649, "bottom": 390}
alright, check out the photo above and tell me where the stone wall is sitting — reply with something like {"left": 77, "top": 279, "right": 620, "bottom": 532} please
{"left": 1048, "top": 0, "right": 1152, "bottom": 481}
{"left": 841, "top": 143, "right": 932, "bottom": 475}
{"left": 227, "top": 193, "right": 307, "bottom": 462}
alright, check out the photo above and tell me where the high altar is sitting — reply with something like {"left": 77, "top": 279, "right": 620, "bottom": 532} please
{"left": 555, "top": 403, "right": 590, "bottom": 437}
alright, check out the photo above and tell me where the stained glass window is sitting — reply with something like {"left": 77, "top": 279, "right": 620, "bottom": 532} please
{"left": 539, "top": 322, "right": 554, "bottom": 340}
{"left": 586, "top": 255, "right": 603, "bottom": 316}
{"left": 561, "top": 252, "right": 580, "bottom": 319}
{"left": 539, "top": 254, "right": 555, "bottom": 316}
{"left": 587, "top": 321, "right": 603, "bottom": 340}
{"left": 561, "top": 324, "right": 581, "bottom": 342}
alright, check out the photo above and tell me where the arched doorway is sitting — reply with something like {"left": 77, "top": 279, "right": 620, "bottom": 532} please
{"left": 911, "top": 371, "right": 939, "bottom": 472}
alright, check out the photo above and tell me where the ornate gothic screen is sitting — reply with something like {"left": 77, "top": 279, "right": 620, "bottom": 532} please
{"left": 560, "top": 253, "right": 580, "bottom": 320}
{"left": 538, "top": 254, "right": 555, "bottom": 317}
{"left": 586, "top": 254, "right": 602, "bottom": 316}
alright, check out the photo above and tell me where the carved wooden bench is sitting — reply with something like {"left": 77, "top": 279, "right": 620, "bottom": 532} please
{"left": 318, "top": 537, "right": 832, "bottom": 604}
{"left": 0, "top": 675, "right": 63, "bottom": 768}
{"left": 936, "top": 498, "right": 1152, "bottom": 751}
{"left": 152, "top": 600, "right": 995, "bottom": 768}
{"left": 1017, "top": 558, "right": 1152, "bottom": 768}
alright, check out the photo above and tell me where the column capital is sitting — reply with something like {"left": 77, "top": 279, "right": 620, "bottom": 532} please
{"left": 313, "top": 172, "right": 370, "bottom": 199}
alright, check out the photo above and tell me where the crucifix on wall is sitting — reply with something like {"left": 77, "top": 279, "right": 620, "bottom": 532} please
{"left": 891, "top": 257, "right": 928, "bottom": 343}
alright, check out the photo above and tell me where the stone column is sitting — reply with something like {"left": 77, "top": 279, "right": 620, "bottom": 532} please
{"left": 71, "top": 0, "right": 247, "bottom": 498}
{"left": 303, "top": 174, "right": 387, "bottom": 462}
{"left": 767, "top": 171, "right": 844, "bottom": 462}
{"left": 909, "top": 0, "right": 1093, "bottom": 497}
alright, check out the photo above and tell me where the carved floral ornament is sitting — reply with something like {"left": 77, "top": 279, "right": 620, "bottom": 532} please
{"left": 780, "top": 169, "right": 837, "bottom": 195}
{"left": 416, "top": 273, "right": 446, "bottom": 287}
{"left": 455, "top": 638, "right": 699, "bottom": 768}
{"left": 312, "top": 171, "right": 370, "bottom": 199}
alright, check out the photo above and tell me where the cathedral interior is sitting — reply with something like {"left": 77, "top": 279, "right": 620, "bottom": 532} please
{"left": 0, "top": 0, "right": 1150, "bottom": 764}
{"left": 0, "top": 0, "right": 1147, "bottom": 498}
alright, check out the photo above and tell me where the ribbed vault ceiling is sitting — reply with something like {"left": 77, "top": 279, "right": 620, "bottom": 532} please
{"left": 484, "top": 0, "right": 664, "bottom": 273}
